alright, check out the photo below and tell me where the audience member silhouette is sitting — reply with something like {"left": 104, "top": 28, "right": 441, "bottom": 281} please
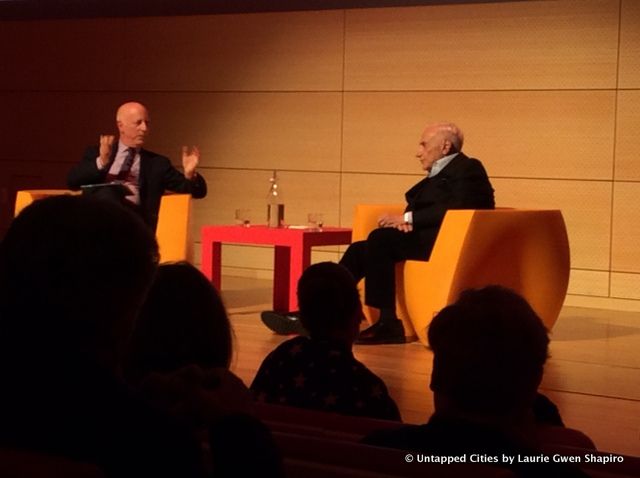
{"left": 363, "top": 286, "right": 590, "bottom": 477}
{"left": 0, "top": 195, "right": 206, "bottom": 477}
{"left": 124, "top": 261, "right": 284, "bottom": 478}
{"left": 125, "top": 261, "right": 233, "bottom": 384}
{"left": 251, "top": 262, "right": 401, "bottom": 421}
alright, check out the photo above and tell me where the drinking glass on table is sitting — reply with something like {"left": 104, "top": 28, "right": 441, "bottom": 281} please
{"left": 307, "top": 212, "right": 324, "bottom": 231}
{"left": 235, "top": 209, "right": 252, "bottom": 227}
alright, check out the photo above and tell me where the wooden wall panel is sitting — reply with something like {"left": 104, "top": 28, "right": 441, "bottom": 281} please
{"left": 611, "top": 273, "right": 640, "bottom": 300}
{"left": 340, "top": 173, "right": 422, "bottom": 226}
{"left": 136, "top": 92, "right": 343, "bottom": 171}
{"left": 0, "top": 91, "right": 341, "bottom": 171}
{"left": 215, "top": 248, "right": 341, "bottom": 280}
{"left": 219, "top": 244, "right": 273, "bottom": 272}
{"left": 344, "top": 1, "right": 618, "bottom": 91}
{"left": 123, "top": 11, "right": 344, "bottom": 91}
{"left": 568, "top": 270, "right": 610, "bottom": 298}
{"left": 0, "top": 92, "right": 125, "bottom": 162}
{"left": 277, "top": 170, "right": 343, "bottom": 227}
{"left": 492, "top": 178, "right": 612, "bottom": 271}
{"left": 342, "top": 91, "right": 615, "bottom": 179}
{"left": 615, "top": 89, "right": 640, "bottom": 180}
{"left": 0, "top": 19, "right": 125, "bottom": 91}
{"left": 619, "top": 0, "right": 640, "bottom": 88}
{"left": 612, "top": 182, "right": 640, "bottom": 273}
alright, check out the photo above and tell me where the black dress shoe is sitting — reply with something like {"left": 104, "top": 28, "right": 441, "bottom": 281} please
{"left": 355, "top": 319, "right": 406, "bottom": 345}
{"left": 261, "top": 311, "right": 308, "bottom": 336}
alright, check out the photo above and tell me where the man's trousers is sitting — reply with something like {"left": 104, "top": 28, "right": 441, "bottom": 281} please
{"left": 339, "top": 228, "right": 428, "bottom": 310}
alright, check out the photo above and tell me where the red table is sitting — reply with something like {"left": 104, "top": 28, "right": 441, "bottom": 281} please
{"left": 201, "top": 225, "right": 352, "bottom": 312}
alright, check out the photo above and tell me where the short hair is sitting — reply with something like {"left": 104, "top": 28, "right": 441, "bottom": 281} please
{"left": 297, "top": 262, "right": 361, "bottom": 338}
{"left": 0, "top": 195, "right": 158, "bottom": 355}
{"left": 428, "top": 286, "right": 549, "bottom": 415}
{"left": 125, "top": 262, "right": 234, "bottom": 383}
{"left": 434, "top": 122, "right": 464, "bottom": 152}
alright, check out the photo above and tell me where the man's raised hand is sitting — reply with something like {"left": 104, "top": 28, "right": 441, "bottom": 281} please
{"left": 98, "top": 135, "right": 115, "bottom": 167}
{"left": 182, "top": 146, "right": 200, "bottom": 180}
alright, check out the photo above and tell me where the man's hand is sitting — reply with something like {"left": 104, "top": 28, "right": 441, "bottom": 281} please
{"left": 98, "top": 135, "right": 115, "bottom": 167}
{"left": 182, "top": 145, "right": 200, "bottom": 180}
{"left": 377, "top": 214, "right": 413, "bottom": 233}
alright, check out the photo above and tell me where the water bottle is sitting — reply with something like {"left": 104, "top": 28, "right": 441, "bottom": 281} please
{"left": 267, "top": 170, "right": 285, "bottom": 227}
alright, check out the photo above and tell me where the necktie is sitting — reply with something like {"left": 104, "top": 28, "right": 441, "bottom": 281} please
{"left": 116, "top": 147, "right": 136, "bottom": 181}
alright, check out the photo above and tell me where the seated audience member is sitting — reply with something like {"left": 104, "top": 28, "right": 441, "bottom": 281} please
{"left": 251, "top": 262, "right": 401, "bottom": 421}
{"left": 363, "top": 286, "right": 590, "bottom": 477}
{"left": 0, "top": 196, "right": 206, "bottom": 477}
{"left": 124, "top": 262, "right": 252, "bottom": 425}
{"left": 125, "top": 261, "right": 233, "bottom": 383}
{"left": 124, "top": 261, "right": 284, "bottom": 478}
{"left": 532, "top": 392, "right": 564, "bottom": 427}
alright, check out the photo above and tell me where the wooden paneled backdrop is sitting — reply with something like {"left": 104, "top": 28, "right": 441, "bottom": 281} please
{"left": 1, "top": 0, "right": 639, "bottom": 311}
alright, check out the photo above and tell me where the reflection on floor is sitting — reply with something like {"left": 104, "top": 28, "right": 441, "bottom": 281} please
{"left": 220, "top": 275, "right": 640, "bottom": 456}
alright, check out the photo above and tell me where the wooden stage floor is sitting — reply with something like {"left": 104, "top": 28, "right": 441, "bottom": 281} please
{"left": 220, "top": 276, "right": 640, "bottom": 457}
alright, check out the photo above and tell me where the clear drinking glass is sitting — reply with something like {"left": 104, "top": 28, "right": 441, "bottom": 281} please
{"left": 235, "top": 209, "right": 252, "bottom": 227}
{"left": 308, "top": 212, "right": 324, "bottom": 231}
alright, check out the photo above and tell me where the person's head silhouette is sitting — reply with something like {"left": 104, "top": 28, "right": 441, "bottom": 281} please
{"left": 428, "top": 285, "right": 549, "bottom": 421}
{"left": 0, "top": 195, "right": 158, "bottom": 371}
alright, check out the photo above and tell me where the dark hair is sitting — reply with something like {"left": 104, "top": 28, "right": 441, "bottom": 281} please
{"left": 428, "top": 285, "right": 549, "bottom": 415}
{"left": 297, "top": 262, "right": 361, "bottom": 339}
{"left": 0, "top": 195, "right": 158, "bottom": 359}
{"left": 125, "top": 262, "right": 233, "bottom": 383}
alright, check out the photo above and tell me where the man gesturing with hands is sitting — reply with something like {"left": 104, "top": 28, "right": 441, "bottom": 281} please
{"left": 68, "top": 101, "right": 207, "bottom": 231}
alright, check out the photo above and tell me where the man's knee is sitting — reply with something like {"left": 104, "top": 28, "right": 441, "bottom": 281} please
{"left": 342, "top": 240, "right": 366, "bottom": 260}
{"left": 367, "top": 227, "right": 403, "bottom": 250}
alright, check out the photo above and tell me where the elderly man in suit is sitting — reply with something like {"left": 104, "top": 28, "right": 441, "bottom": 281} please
{"left": 68, "top": 101, "right": 207, "bottom": 230}
{"left": 263, "top": 122, "right": 494, "bottom": 345}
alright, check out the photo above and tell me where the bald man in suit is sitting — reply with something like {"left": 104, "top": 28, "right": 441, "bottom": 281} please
{"left": 68, "top": 102, "right": 207, "bottom": 231}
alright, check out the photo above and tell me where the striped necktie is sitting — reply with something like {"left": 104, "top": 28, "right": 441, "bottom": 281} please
{"left": 116, "top": 147, "right": 136, "bottom": 181}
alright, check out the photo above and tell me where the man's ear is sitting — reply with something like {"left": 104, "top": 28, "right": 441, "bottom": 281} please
{"left": 441, "top": 139, "right": 452, "bottom": 155}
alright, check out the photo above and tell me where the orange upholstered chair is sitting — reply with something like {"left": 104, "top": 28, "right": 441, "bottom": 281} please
{"left": 352, "top": 205, "right": 570, "bottom": 345}
{"left": 155, "top": 193, "right": 193, "bottom": 263}
{"left": 14, "top": 189, "right": 81, "bottom": 216}
{"left": 14, "top": 190, "right": 193, "bottom": 263}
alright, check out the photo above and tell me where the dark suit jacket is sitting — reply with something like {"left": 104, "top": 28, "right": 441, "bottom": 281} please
{"left": 404, "top": 152, "right": 494, "bottom": 255}
{"left": 68, "top": 145, "right": 207, "bottom": 230}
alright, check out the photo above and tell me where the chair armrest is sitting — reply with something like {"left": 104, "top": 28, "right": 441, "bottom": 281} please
{"left": 352, "top": 204, "right": 405, "bottom": 242}
{"left": 14, "top": 189, "right": 78, "bottom": 217}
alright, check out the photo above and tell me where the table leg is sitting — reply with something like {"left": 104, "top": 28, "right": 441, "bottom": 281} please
{"left": 273, "top": 245, "right": 291, "bottom": 312}
{"left": 286, "top": 241, "right": 312, "bottom": 312}
{"left": 201, "top": 240, "right": 222, "bottom": 290}
{"left": 273, "top": 244, "right": 312, "bottom": 312}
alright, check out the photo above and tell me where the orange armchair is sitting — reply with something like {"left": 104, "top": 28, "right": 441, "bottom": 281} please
{"left": 14, "top": 190, "right": 193, "bottom": 264}
{"left": 352, "top": 205, "right": 570, "bottom": 345}
{"left": 155, "top": 193, "right": 193, "bottom": 263}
